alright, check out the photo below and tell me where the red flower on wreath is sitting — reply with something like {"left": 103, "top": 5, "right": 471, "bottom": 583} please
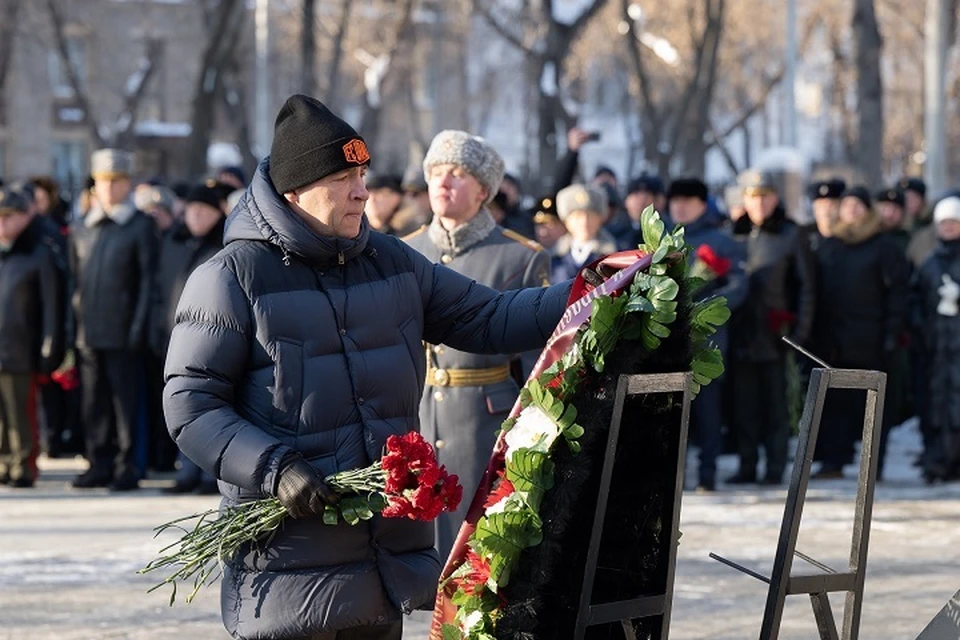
{"left": 458, "top": 549, "right": 492, "bottom": 596}
{"left": 483, "top": 470, "right": 516, "bottom": 509}
{"left": 694, "top": 245, "right": 731, "bottom": 278}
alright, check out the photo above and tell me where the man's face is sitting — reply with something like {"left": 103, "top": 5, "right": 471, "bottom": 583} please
{"left": 500, "top": 179, "right": 520, "bottom": 208}
{"left": 839, "top": 197, "right": 868, "bottom": 225}
{"left": 427, "top": 164, "right": 488, "bottom": 225}
{"left": 94, "top": 176, "right": 132, "bottom": 209}
{"left": 904, "top": 190, "right": 925, "bottom": 218}
{"left": 669, "top": 196, "right": 706, "bottom": 226}
{"left": 812, "top": 198, "right": 839, "bottom": 236}
{"left": 34, "top": 188, "right": 52, "bottom": 215}
{"left": 877, "top": 202, "right": 905, "bottom": 231}
{"left": 0, "top": 211, "right": 31, "bottom": 244}
{"left": 145, "top": 206, "right": 174, "bottom": 232}
{"left": 625, "top": 190, "right": 655, "bottom": 221}
{"left": 938, "top": 219, "right": 960, "bottom": 241}
{"left": 535, "top": 217, "right": 566, "bottom": 250}
{"left": 185, "top": 202, "right": 223, "bottom": 238}
{"left": 283, "top": 165, "right": 369, "bottom": 240}
{"left": 593, "top": 173, "right": 617, "bottom": 190}
{"left": 366, "top": 188, "right": 403, "bottom": 225}
{"left": 744, "top": 190, "right": 779, "bottom": 226}
{"left": 564, "top": 209, "right": 605, "bottom": 244}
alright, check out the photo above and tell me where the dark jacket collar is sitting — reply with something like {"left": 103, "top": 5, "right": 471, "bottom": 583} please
{"left": 0, "top": 216, "right": 41, "bottom": 256}
{"left": 224, "top": 159, "right": 370, "bottom": 267}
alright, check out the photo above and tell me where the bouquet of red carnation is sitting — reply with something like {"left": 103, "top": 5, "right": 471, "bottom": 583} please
{"left": 141, "top": 431, "right": 461, "bottom": 605}
{"left": 690, "top": 244, "right": 731, "bottom": 282}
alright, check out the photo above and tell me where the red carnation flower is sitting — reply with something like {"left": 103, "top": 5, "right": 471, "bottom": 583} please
{"left": 695, "top": 244, "right": 731, "bottom": 278}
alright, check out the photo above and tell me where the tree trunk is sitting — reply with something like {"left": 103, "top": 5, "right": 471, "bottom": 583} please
{"left": 325, "top": 0, "right": 351, "bottom": 111}
{"left": 0, "top": 0, "right": 21, "bottom": 94}
{"left": 853, "top": 0, "right": 884, "bottom": 188}
{"left": 300, "top": 0, "right": 316, "bottom": 96}
{"left": 185, "top": 0, "right": 247, "bottom": 179}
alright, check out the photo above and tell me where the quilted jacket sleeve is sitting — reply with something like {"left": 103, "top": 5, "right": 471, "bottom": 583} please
{"left": 162, "top": 259, "right": 294, "bottom": 495}
{"left": 400, "top": 241, "right": 571, "bottom": 354}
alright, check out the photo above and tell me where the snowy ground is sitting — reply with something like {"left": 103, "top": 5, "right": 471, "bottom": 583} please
{"left": 1, "top": 420, "right": 956, "bottom": 639}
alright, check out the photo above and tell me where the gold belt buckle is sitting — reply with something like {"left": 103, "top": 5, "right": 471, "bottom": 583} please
{"left": 432, "top": 368, "right": 451, "bottom": 386}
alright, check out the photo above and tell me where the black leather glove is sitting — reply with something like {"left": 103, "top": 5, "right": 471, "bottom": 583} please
{"left": 276, "top": 457, "right": 339, "bottom": 519}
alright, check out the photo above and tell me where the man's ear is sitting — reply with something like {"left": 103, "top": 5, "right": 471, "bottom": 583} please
{"left": 283, "top": 191, "right": 299, "bottom": 205}
{"left": 477, "top": 186, "right": 489, "bottom": 207}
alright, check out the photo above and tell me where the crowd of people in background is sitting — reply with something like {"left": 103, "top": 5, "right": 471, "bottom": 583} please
{"left": 0, "top": 121, "right": 957, "bottom": 496}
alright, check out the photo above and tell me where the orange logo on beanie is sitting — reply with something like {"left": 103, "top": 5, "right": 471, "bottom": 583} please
{"left": 343, "top": 139, "right": 370, "bottom": 164}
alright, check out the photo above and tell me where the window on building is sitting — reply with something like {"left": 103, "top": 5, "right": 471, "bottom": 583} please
{"left": 51, "top": 141, "right": 87, "bottom": 196}
{"left": 48, "top": 36, "right": 87, "bottom": 99}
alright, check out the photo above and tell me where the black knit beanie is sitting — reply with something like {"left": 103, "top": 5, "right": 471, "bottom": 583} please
{"left": 185, "top": 184, "right": 223, "bottom": 211}
{"left": 842, "top": 185, "right": 873, "bottom": 210}
{"left": 268, "top": 94, "right": 370, "bottom": 194}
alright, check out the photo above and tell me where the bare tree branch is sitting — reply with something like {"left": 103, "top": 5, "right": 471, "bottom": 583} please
{"left": 620, "top": 0, "right": 662, "bottom": 133}
{"left": 708, "top": 119, "right": 741, "bottom": 174}
{"left": 706, "top": 10, "right": 818, "bottom": 152}
{"left": 113, "top": 38, "right": 163, "bottom": 148}
{"left": 185, "top": 0, "right": 247, "bottom": 178}
{"left": 473, "top": 0, "right": 535, "bottom": 55}
{"left": 570, "top": 0, "right": 611, "bottom": 37}
{"left": 46, "top": 0, "right": 105, "bottom": 147}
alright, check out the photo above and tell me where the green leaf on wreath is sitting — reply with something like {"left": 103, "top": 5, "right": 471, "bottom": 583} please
{"left": 651, "top": 243, "right": 668, "bottom": 264}
{"left": 567, "top": 439, "right": 582, "bottom": 454}
{"left": 474, "top": 510, "right": 543, "bottom": 586}
{"left": 564, "top": 423, "right": 585, "bottom": 439}
{"left": 650, "top": 276, "right": 679, "bottom": 302}
{"left": 506, "top": 448, "right": 555, "bottom": 498}
{"left": 648, "top": 321, "right": 671, "bottom": 338}
{"left": 442, "top": 623, "right": 463, "bottom": 640}
{"left": 640, "top": 206, "right": 664, "bottom": 251}
{"left": 559, "top": 404, "right": 578, "bottom": 428}
{"left": 625, "top": 295, "right": 655, "bottom": 314}
{"left": 692, "top": 296, "right": 731, "bottom": 339}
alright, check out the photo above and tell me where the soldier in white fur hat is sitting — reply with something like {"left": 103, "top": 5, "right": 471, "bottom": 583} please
{"left": 403, "top": 130, "right": 551, "bottom": 558}
{"left": 69, "top": 149, "right": 156, "bottom": 491}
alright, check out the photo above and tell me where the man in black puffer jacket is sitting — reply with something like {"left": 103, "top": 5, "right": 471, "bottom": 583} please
{"left": 163, "top": 95, "right": 571, "bottom": 640}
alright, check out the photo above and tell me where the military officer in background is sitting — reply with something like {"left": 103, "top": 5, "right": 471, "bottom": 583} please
{"left": 404, "top": 130, "right": 551, "bottom": 558}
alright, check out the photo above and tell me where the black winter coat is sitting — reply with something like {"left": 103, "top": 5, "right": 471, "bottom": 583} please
{"left": 149, "top": 220, "right": 223, "bottom": 359}
{"left": 812, "top": 217, "right": 909, "bottom": 369}
{"left": 730, "top": 206, "right": 816, "bottom": 362}
{"left": 162, "top": 161, "right": 570, "bottom": 638}
{"left": 0, "top": 217, "right": 65, "bottom": 374}
{"left": 912, "top": 240, "right": 960, "bottom": 432}
{"left": 69, "top": 204, "right": 156, "bottom": 351}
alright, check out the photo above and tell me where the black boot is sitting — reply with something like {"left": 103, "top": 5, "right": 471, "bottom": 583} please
{"left": 71, "top": 468, "right": 112, "bottom": 489}
{"left": 725, "top": 470, "right": 757, "bottom": 485}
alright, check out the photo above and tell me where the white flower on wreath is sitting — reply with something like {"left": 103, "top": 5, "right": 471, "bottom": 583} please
{"left": 505, "top": 405, "right": 560, "bottom": 462}
{"left": 464, "top": 609, "right": 484, "bottom": 632}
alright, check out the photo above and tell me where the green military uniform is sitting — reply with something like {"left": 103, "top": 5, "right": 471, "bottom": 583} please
{"left": 404, "top": 209, "right": 550, "bottom": 557}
